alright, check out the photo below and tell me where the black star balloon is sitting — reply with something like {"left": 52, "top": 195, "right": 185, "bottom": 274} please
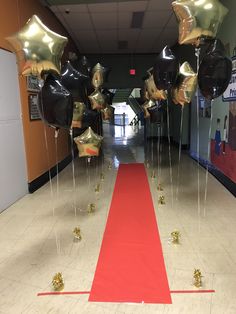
{"left": 61, "top": 61, "right": 89, "bottom": 92}
{"left": 172, "top": 0, "right": 228, "bottom": 46}
{"left": 39, "top": 73, "right": 73, "bottom": 129}
{"left": 153, "top": 46, "right": 179, "bottom": 90}
{"left": 7, "top": 15, "right": 68, "bottom": 77}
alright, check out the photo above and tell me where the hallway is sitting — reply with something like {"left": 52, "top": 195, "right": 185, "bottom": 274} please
{"left": 0, "top": 124, "right": 236, "bottom": 313}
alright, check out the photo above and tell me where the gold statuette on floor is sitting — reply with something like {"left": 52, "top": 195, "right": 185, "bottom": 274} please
{"left": 158, "top": 196, "right": 165, "bottom": 205}
{"left": 171, "top": 230, "right": 180, "bottom": 244}
{"left": 73, "top": 227, "right": 82, "bottom": 241}
{"left": 151, "top": 170, "right": 156, "bottom": 179}
{"left": 193, "top": 269, "right": 203, "bottom": 288}
{"left": 157, "top": 183, "right": 163, "bottom": 191}
{"left": 87, "top": 203, "right": 96, "bottom": 213}
{"left": 100, "top": 173, "right": 105, "bottom": 181}
{"left": 95, "top": 184, "right": 100, "bottom": 193}
{"left": 52, "top": 273, "right": 64, "bottom": 291}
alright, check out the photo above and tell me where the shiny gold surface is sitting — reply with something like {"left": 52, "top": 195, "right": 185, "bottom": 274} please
{"left": 172, "top": 0, "right": 228, "bottom": 45}
{"left": 7, "top": 15, "right": 68, "bottom": 77}
{"left": 73, "top": 227, "right": 82, "bottom": 241}
{"left": 172, "top": 62, "right": 197, "bottom": 106}
{"left": 74, "top": 127, "right": 103, "bottom": 157}
{"left": 91, "top": 63, "right": 105, "bottom": 88}
{"left": 171, "top": 230, "right": 181, "bottom": 244}
{"left": 193, "top": 269, "right": 203, "bottom": 288}
{"left": 52, "top": 272, "right": 64, "bottom": 291}
{"left": 88, "top": 89, "right": 106, "bottom": 110}
{"left": 145, "top": 75, "right": 167, "bottom": 101}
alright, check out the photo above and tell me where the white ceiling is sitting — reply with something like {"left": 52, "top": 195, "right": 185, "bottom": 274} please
{"left": 50, "top": 0, "right": 178, "bottom": 54}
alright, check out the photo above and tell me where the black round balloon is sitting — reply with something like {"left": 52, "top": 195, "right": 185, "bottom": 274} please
{"left": 39, "top": 73, "right": 73, "bottom": 129}
{"left": 198, "top": 49, "right": 232, "bottom": 100}
{"left": 153, "top": 46, "right": 179, "bottom": 90}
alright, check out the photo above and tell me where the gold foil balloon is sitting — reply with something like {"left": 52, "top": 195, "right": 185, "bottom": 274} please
{"left": 6, "top": 15, "right": 68, "bottom": 77}
{"left": 71, "top": 102, "right": 85, "bottom": 128}
{"left": 145, "top": 75, "right": 167, "bottom": 101}
{"left": 172, "top": 62, "right": 197, "bottom": 106}
{"left": 92, "top": 63, "right": 105, "bottom": 88}
{"left": 172, "top": 0, "right": 228, "bottom": 45}
{"left": 74, "top": 127, "right": 103, "bottom": 157}
{"left": 102, "top": 106, "right": 113, "bottom": 121}
{"left": 142, "top": 99, "right": 156, "bottom": 119}
{"left": 88, "top": 89, "right": 106, "bottom": 110}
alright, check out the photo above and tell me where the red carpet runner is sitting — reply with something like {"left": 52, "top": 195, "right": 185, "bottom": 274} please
{"left": 89, "top": 163, "right": 172, "bottom": 304}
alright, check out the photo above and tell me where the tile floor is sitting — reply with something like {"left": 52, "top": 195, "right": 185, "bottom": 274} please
{"left": 0, "top": 124, "right": 235, "bottom": 313}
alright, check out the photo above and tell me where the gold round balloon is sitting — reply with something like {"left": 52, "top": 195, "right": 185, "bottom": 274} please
{"left": 145, "top": 75, "right": 167, "bottom": 101}
{"left": 74, "top": 127, "right": 103, "bottom": 157}
{"left": 91, "top": 63, "right": 105, "bottom": 88}
{"left": 6, "top": 15, "right": 68, "bottom": 77}
{"left": 142, "top": 99, "right": 156, "bottom": 119}
{"left": 88, "top": 89, "right": 106, "bottom": 110}
{"left": 172, "top": 0, "right": 228, "bottom": 46}
{"left": 172, "top": 62, "right": 197, "bottom": 106}
{"left": 71, "top": 102, "right": 85, "bottom": 128}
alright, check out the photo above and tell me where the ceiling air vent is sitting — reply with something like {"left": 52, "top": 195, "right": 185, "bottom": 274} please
{"left": 131, "top": 11, "right": 144, "bottom": 28}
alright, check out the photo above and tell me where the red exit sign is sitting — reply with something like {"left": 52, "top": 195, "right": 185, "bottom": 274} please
{"left": 129, "top": 69, "right": 136, "bottom": 75}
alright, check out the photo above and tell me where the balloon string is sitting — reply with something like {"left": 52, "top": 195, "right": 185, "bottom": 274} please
{"left": 195, "top": 48, "right": 201, "bottom": 229}
{"left": 176, "top": 105, "right": 184, "bottom": 201}
{"left": 151, "top": 122, "right": 154, "bottom": 171}
{"left": 166, "top": 97, "right": 174, "bottom": 209}
{"left": 157, "top": 123, "right": 160, "bottom": 185}
{"left": 70, "top": 129, "right": 77, "bottom": 216}
{"left": 203, "top": 100, "right": 214, "bottom": 217}
{"left": 54, "top": 130, "right": 59, "bottom": 199}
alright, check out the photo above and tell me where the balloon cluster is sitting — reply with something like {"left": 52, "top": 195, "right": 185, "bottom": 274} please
{"left": 142, "top": 0, "right": 232, "bottom": 121}
{"left": 6, "top": 15, "right": 115, "bottom": 157}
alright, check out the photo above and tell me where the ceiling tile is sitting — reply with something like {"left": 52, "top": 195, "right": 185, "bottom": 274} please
{"left": 75, "top": 30, "right": 97, "bottom": 43}
{"left": 63, "top": 13, "right": 93, "bottom": 30}
{"left": 147, "top": 0, "right": 173, "bottom": 11}
{"left": 91, "top": 12, "right": 117, "bottom": 29}
{"left": 142, "top": 11, "right": 171, "bottom": 28}
{"left": 118, "top": 29, "right": 140, "bottom": 41}
{"left": 96, "top": 30, "right": 117, "bottom": 41}
{"left": 118, "top": 1, "right": 148, "bottom": 12}
{"left": 118, "top": 12, "right": 132, "bottom": 29}
{"left": 88, "top": 2, "right": 117, "bottom": 13}
{"left": 56, "top": 4, "right": 88, "bottom": 13}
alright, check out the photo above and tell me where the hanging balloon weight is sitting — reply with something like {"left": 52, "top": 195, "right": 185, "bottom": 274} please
{"left": 71, "top": 102, "right": 86, "bottom": 128}
{"left": 6, "top": 15, "right": 68, "bottom": 77}
{"left": 153, "top": 46, "right": 179, "bottom": 90}
{"left": 145, "top": 74, "right": 167, "bottom": 101}
{"left": 172, "top": 62, "right": 197, "bottom": 106}
{"left": 74, "top": 127, "right": 103, "bottom": 157}
{"left": 88, "top": 89, "right": 106, "bottom": 110}
{"left": 39, "top": 73, "right": 73, "bottom": 129}
{"left": 198, "top": 43, "right": 232, "bottom": 100}
{"left": 91, "top": 63, "right": 105, "bottom": 88}
{"left": 172, "top": 0, "right": 228, "bottom": 46}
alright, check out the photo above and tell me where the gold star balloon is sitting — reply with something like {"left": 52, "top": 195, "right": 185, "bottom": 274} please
{"left": 91, "top": 63, "right": 105, "bottom": 88}
{"left": 88, "top": 89, "right": 106, "bottom": 110}
{"left": 172, "top": 0, "right": 228, "bottom": 45}
{"left": 71, "top": 102, "right": 85, "bottom": 128}
{"left": 172, "top": 62, "right": 197, "bottom": 106}
{"left": 6, "top": 15, "right": 68, "bottom": 77}
{"left": 102, "top": 105, "right": 114, "bottom": 121}
{"left": 142, "top": 99, "right": 156, "bottom": 119}
{"left": 145, "top": 75, "right": 167, "bottom": 101}
{"left": 74, "top": 127, "right": 103, "bottom": 157}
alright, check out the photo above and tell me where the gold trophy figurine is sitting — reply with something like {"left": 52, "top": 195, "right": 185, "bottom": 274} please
{"left": 193, "top": 269, "right": 203, "bottom": 288}
{"left": 52, "top": 272, "right": 64, "bottom": 291}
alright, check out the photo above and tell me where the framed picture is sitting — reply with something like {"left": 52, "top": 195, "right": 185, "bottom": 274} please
{"left": 28, "top": 93, "right": 41, "bottom": 121}
{"left": 27, "top": 75, "right": 41, "bottom": 92}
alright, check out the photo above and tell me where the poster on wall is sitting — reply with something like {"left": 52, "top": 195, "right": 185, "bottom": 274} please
{"left": 211, "top": 54, "right": 236, "bottom": 183}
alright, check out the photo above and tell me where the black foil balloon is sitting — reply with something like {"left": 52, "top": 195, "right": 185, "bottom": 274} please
{"left": 61, "top": 61, "right": 89, "bottom": 91}
{"left": 153, "top": 46, "right": 179, "bottom": 90}
{"left": 77, "top": 56, "right": 91, "bottom": 75}
{"left": 198, "top": 40, "right": 232, "bottom": 100}
{"left": 102, "top": 88, "right": 114, "bottom": 105}
{"left": 147, "top": 104, "right": 162, "bottom": 124}
{"left": 39, "top": 73, "right": 73, "bottom": 129}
